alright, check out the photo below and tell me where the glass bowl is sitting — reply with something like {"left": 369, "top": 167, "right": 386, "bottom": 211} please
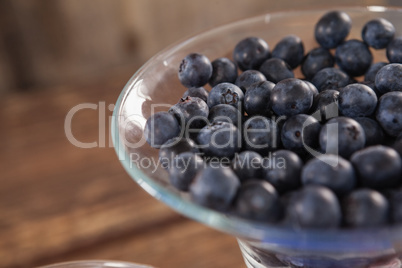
{"left": 112, "top": 6, "right": 402, "bottom": 268}
{"left": 38, "top": 260, "right": 154, "bottom": 268}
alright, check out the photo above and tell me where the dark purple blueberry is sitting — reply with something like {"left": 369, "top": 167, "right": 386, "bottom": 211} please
{"left": 301, "top": 47, "right": 334, "bottom": 79}
{"left": 362, "top": 18, "right": 395, "bottom": 49}
{"left": 235, "top": 70, "right": 266, "bottom": 93}
{"left": 159, "top": 137, "right": 199, "bottom": 169}
{"left": 335, "top": 39, "right": 373, "bottom": 77}
{"left": 243, "top": 116, "right": 280, "bottom": 156}
{"left": 244, "top": 81, "right": 275, "bottom": 117}
{"left": 338, "top": 83, "right": 377, "bottom": 118}
{"left": 178, "top": 53, "right": 212, "bottom": 88}
{"left": 376, "top": 91, "right": 402, "bottom": 137}
{"left": 350, "top": 145, "right": 402, "bottom": 189}
{"left": 311, "top": 89, "right": 340, "bottom": 121}
{"left": 259, "top": 58, "right": 294, "bottom": 83}
{"left": 207, "top": 82, "right": 244, "bottom": 109}
{"left": 311, "top": 67, "right": 351, "bottom": 92}
{"left": 374, "top": 63, "right": 402, "bottom": 94}
{"left": 359, "top": 80, "right": 382, "bottom": 98}
{"left": 394, "top": 135, "right": 402, "bottom": 158}
{"left": 208, "top": 104, "right": 243, "bottom": 127}
{"left": 189, "top": 165, "right": 240, "bottom": 211}
{"left": 271, "top": 78, "right": 313, "bottom": 116}
{"left": 209, "top": 57, "right": 238, "bottom": 87}
{"left": 233, "top": 37, "right": 271, "bottom": 71}
{"left": 169, "top": 96, "right": 209, "bottom": 129}
{"left": 314, "top": 11, "right": 351, "bottom": 49}
{"left": 387, "top": 188, "right": 402, "bottom": 223}
{"left": 301, "top": 154, "right": 356, "bottom": 196}
{"left": 319, "top": 116, "right": 366, "bottom": 159}
{"left": 354, "top": 117, "right": 384, "bottom": 146}
{"left": 197, "top": 121, "right": 241, "bottom": 158}
{"left": 182, "top": 87, "right": 209, "bottom": 103}
{"left": 263, "top": 149, "right": 303, "bottom": 193}
{"left": 144, "top": 111, "right": 180, "bottom": 148}
{"left": 231, "top": 151, "right": 263, "bottom": 182}
{"left": 304, "top": 81, "right": 319, "bottom": 97}
{"left": 283, "top": 185, "right": 341, "bottom": 229}
{"left": 233, "top": 180, "right": 281, "bottom": 222}
{"left": 364, "top": 62, "right": 387, "bottom": 83}
{"left": 271, "top": 35, "right": 304, "bottom": 69}
{"left": 281, "top": 114, "right": 321, "bottom": 156}
{"left": 168, "top": 152, "right": 204, "bottom": 191}
{"left": 387, "top": 36, "right": 402, "bottom": 63}
{"left": 342, "top": 188, "right": 389, "bottom": 228}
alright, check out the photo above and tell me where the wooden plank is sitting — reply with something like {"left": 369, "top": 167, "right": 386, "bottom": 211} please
{"left": 32, "top": 218, "right": 244, "bottom": 268}
{"left": 0, "top": 76, "right": 174, "bottom": 267}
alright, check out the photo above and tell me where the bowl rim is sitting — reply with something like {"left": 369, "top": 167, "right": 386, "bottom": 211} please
{"left": 38, "top": 260, "right": 153, "bottom": 268}
{"left": 112, "top": 5, "right": 402, "bottom": 252}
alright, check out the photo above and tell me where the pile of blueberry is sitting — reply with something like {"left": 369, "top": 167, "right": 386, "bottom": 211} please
{"left": 143, "top": 10, "right": 402, "bottom": 229}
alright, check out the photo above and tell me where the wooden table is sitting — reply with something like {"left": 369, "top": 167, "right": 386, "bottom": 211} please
{"left": 0, "top": 70, "right": 244, "bottom": 268}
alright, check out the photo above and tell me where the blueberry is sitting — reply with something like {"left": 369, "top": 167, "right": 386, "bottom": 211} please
{"left": 304, "top": 81, "right": 319, "bottom": 97}
{"left": 350, "top": 145, "right": 402, "bottom": 189}
{"left": 386, "top": 188, "right": 402, "bottom": 223}
{"left": 168, "top": 152, "right": 204, "bottom": 191}
{"left": 208, "top": 104, "right": 243, "bottom": 127}
{"left": 281, "top": 114, "right": 321, "bottom": 156}
{"left": 233, "top": 37, "right": 271, "bottom": 71}
{"left": 364, "top": 62, "right": 387, "bottom": 83}
{"left": 169, "top": 96, "right": 209, "bottom": 129}
{"left": 393, "top": 135, "right": 402, "bottom": 158}
{"left": 338, "top": 83, "right": 377, "bottom": 118}
{"left": 243, "top": 116, "right": 280, "bottom": 155}
{"left": 315, "top": 11, "right": 351, "bottom": 49}
{"left": 271, "top": 35, "right": 304, "bottom": 69}
{"left": 159, "top": 137, "right": 199, "bottom": 169}
{"left": 233, "top": 180, "right": 281, "bottom": 222}
{"left": 263, "top": 149, "right": 303, "bottom": 193}
{"left": 207, "top": 82, "right": 244, "bottom": 109}
{"left": 190, "top": 165, "right": 240, "bottom": 211}
{"left": 311, "top": 89, "right": 339, "bottom": 121}
{"left": 259, "top": 58, "right": 294, "bottom": 83}
{"left": 319, "top": 116, "right": 366, "bottom": 159}
{"left": 301, "top": 47, "right": 334, "bottom": 79}
{"left": 359, "top": 80, "right": 382, "bottom": 98}
{"left": 311, "top": 67, "right": 351, "bottom": 92}
{"left": 387, "top": 36, "right": 402, "bottom": 63}
{"left": 182, "top": 87, "right": 209, "bottom": 103}
{"left": 178, "top": 53, "right": 212, "bottom": 88}
{"left": 283, "top": 185, "right": 341, "bottom": 229}
{"left": 144, "top": 111, "right": 180, "bottom": 148}
{"left": 235, "top": 70, "right": 266, "bottom": 93}
{"left": 354, "top": 117, "right": 384, "bottom": 146}
{"left": 335, "top": 39, "right": 373, "bottom": 77}
{"left": 362, "top": 18, "right": 395, "bottom": 49}
{"left": 374, "top": 63, "right": 402, "bottom": 94}
{"left": 376, "top": 91, "right": 402, "bottom": 137}
{"left": 197, "top": 121, "right": 241, "bottom": 158}
{"left": 342, "top": 188, "right": 389, "bottom": 228}
{"left": 231, "top": 151, "right": 263, "bottom": 182}
{"left": 271, "top": 78, "right": 313, "bottom": 116}
{"left": 209, "top": 57, "right": 238, "bottom": 87}
{"left": 301, "top": 154, "right": 356, "bottom": 196}
{"left": 244, "top": 81, "right": 275, "bottom": 117}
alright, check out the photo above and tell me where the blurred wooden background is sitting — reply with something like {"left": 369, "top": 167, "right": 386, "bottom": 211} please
{"left": 0, "top": 1, "right": 401, "bottom": 268}
{"left": 0, "top": 0, "right": 398, "bottom": 92}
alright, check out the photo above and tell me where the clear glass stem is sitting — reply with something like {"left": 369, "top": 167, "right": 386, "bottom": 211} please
{"left": 237, "top": 238, "right": 402, "bottom": 268}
